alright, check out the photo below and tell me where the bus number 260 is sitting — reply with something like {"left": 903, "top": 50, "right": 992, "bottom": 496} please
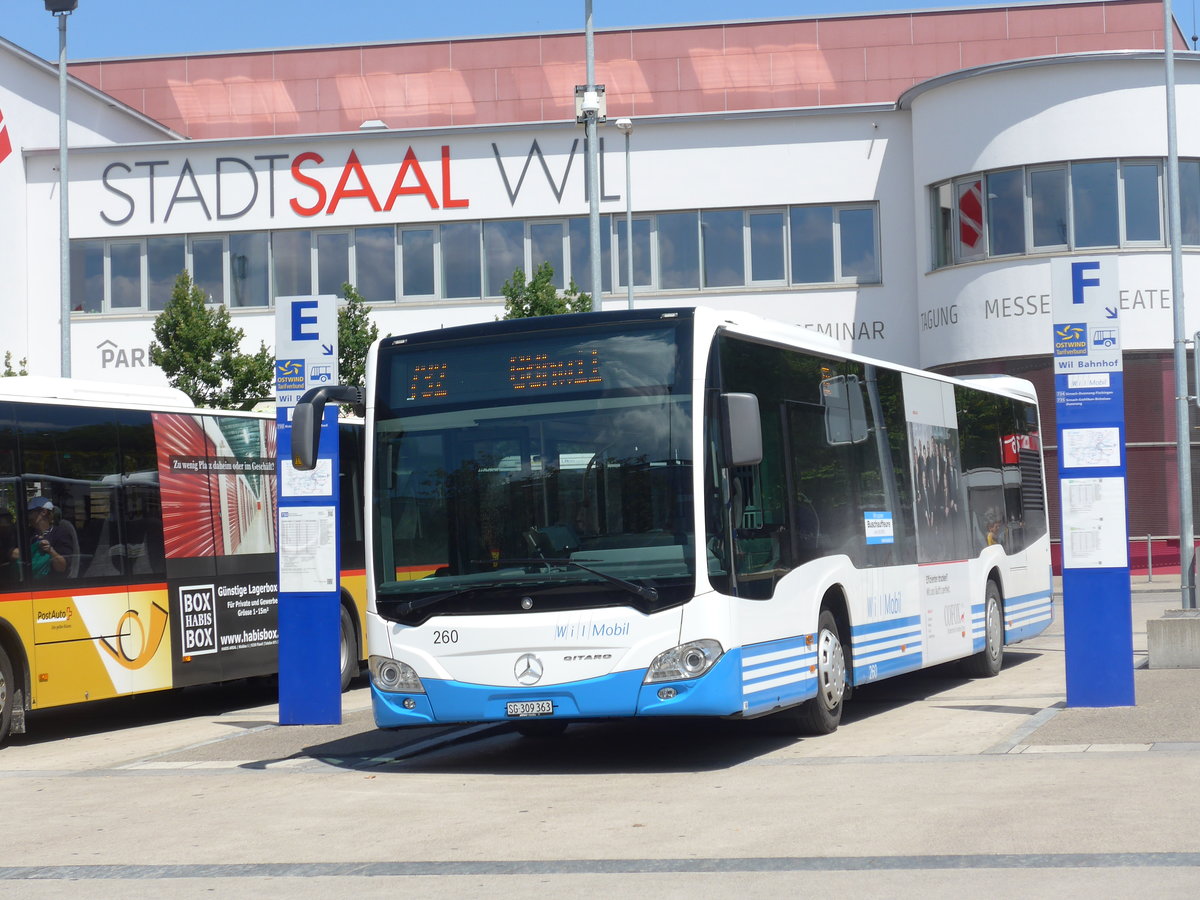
{"left": 433, "top": 629, "right": 459, "bottom": 645}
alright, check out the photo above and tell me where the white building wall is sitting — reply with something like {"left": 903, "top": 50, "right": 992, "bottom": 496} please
{"left": 1, "top": 37, "right": 176, "bottom": 373}
{"left": 30, "top": 107, "right": 920, "bottom": 384}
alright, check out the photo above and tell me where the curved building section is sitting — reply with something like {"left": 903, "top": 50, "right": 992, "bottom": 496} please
{"left": 906, "top": 52, "right": 1200, "bottom": 548}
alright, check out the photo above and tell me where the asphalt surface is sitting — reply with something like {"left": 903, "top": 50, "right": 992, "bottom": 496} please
{"left": 1, "top": 577, "right": 1199, "bottom": 898}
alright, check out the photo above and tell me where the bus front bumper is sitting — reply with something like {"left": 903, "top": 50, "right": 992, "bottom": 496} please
{"left": 371, "top": 649, "right": 744, "bottom": 727}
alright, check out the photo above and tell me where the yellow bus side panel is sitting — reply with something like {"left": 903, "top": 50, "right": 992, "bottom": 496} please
{"left": 31, "top": 586, "right": 174, "bottom": 709}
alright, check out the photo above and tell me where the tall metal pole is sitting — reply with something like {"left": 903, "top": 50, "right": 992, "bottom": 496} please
{"left": 617, "top": 118, "right": 634, "bottom": 309}
{"left": 57, "top": 10, "right": 71, "bottom": 377}
{"left": 1165, "top": 0, "right": 1194, "bottom": 608}
{"left": 585, "top": 0, "right": 602, "bottom": 311}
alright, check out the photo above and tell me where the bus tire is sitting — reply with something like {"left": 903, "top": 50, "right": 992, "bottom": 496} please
{"left": 777, "top": 609, "right": 846, "bottom": 735}
{"left": 962, "top": 580, "right": 1004, "bottom": 678}
{"left": 339, "top": 605, "right": 359, "bottom": 692}
{"left": 0, "top": 644, "right": 14, "bottom": 747}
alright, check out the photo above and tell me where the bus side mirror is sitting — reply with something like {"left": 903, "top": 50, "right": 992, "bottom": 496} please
{"left": 721, "top": 392, "right": 763, "bottom": 467}
{"left": 291, "top": 385, "right": 364, "bottom": 471}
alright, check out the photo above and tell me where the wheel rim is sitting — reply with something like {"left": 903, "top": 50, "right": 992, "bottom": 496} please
{"left": 816, "top": 627, "right": 846, "bottom": 710}
{"left": 0, "top": 667, "right": 7, "bottom": 717}
{"left": 985, "top": 594, "right": 1002, "bottom": 663}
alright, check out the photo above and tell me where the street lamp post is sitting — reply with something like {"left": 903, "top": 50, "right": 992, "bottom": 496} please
{"left": 615, "top": 118, "right": 634, "bottom": 309}
{"left": 46, "top": 0, "right": 77, "bottom": 378}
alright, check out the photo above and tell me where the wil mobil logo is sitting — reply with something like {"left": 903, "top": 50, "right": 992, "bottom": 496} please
{"left": 0, "top": 106, "right": 12, "bottom": 166}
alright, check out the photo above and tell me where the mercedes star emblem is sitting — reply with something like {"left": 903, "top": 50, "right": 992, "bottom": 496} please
{"left": 514, "top": 653, "right": 544, "bottom": 685}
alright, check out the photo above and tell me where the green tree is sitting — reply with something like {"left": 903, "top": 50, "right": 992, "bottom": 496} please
{"left": 2, "top": 352, "right": 28, "bottom": 377}
{"left": 501, "top": 262, "right": 591, "bottom": 319}
{"left": 149, "top": 271, "right": 274, "bottom": 410}
{"left": 338, "top": 283, "right": 380, "bottom": 388}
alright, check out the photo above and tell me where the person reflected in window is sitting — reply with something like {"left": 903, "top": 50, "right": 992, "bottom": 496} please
{"left": 21, "top": 497, "right": 75, "bottom": 578}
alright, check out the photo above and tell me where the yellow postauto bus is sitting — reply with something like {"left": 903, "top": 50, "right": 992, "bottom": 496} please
{"left": 0, "top": 377, "right": 367, "bottom": 746}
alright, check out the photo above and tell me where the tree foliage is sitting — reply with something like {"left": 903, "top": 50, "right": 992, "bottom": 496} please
{"left": 501, "top": 262, "right": 591, "bottom": 319}
{"left": 338, "top": 283, "right": 380, "bottom": 388}
{"left": 149, "top": 271, "right": 274, "bottom": 410}
{"left": 2, "top": 353, "right": 28, "bottom": 378}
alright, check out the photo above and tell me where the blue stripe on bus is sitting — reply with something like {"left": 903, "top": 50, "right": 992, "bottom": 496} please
{"left": 851, "top": 615, "right": 922, "bottom": 637}
{"left": 739, "top": 635, "right": 818, "bottom": 716}
{"left": 1004, "top": 588, "right": 1054, "bottom": 643}
{"left": 853, "top": 651, "right": 922, "bottom": 683}
{"left": 968, "top": 588, "right": 1054, "bottom": 651}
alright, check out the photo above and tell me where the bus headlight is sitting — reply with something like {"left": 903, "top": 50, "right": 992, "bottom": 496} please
{"left": 644, "top": 640, "right": 723, "bottom": 683}
{"left": 369, "top": 655, "right": 425, "bottom": 693}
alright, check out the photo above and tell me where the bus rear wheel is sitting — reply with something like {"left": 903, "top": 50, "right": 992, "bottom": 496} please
{"left": 0, "top": 644, "right": 13, "bottom": 747}
{"left": 962, "top": 580, "right": 1004, "bottom": 678}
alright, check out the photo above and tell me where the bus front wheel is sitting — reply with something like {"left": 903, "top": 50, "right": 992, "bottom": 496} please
{"left": 0, "top": 644, "right": 14, "bottom": 747}
{"left": 339, "top": 605, "right": 359, "bottom": 692}
{"left": 776, "top": 609, "right": 846, "bottom": 735}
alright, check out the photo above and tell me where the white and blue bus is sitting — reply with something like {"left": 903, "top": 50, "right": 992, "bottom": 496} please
{"left": 295, "top": 307, "right": 1053, "bottom": 735}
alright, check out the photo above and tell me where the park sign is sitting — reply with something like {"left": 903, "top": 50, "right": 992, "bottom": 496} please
{"left": 1050, "top": 258, "right": 1133, "bottom": 708}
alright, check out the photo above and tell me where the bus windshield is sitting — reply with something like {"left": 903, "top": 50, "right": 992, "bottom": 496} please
{"left": 372, "top": 319, "right": 695, "bottom": 623}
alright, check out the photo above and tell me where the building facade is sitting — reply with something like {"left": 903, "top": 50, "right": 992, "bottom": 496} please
{"left": 1, "top": 0, "right": 1198, "bottom": 559}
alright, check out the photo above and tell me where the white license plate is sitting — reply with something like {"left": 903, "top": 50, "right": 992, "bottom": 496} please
{"left": 506, "top": 700, "right": 554, "bottom": 718}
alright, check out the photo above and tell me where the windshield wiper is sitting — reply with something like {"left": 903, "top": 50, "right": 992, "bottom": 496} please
{"left": 493, "top": 558, "right": 659, "bottom": 603}
{"left": 388, "top": 587, "right": 476, "bottom": 617}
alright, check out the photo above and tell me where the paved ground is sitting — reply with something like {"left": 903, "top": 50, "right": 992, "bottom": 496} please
{"left": 0, "top": 578, "right": 1198, "bottom": 898}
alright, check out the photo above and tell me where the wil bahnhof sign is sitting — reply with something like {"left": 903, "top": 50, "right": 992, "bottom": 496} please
{"left": 1051, "top": 258, "right": 1134, "bottom": 707}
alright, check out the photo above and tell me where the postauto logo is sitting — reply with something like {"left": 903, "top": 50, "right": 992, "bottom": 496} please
{"left": 0, "top": 106, "right": 12, "bottom": 166}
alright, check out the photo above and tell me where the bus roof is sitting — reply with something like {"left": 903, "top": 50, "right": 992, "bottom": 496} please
{"left": 0, "top": 376, "right": 195, "bottom": 410}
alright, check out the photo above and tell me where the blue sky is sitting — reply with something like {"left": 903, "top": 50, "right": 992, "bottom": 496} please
{"left": 2, "top": 1, "right": 1021, "bottom": 61}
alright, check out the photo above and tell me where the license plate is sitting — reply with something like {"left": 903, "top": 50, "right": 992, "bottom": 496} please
{"left": 505, "top": 700, "right": 554, "bottom": 718}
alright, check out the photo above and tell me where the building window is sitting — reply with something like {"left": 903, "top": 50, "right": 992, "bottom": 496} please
{"left": 530, "top": 221, "right": 566, "bottom": 288}
{"left": 484, "top": 220, "right": 524, "bottom": 297}
{"left": 69, "top": 201, "right": 882, "bottom": 317}
{"left": 657, "top": 212, "right": 700, "bottom": 290}
{"left": 397, "top": 227, "right": 431, "bottom": 299}
{"left": 317, "top": 232, "right": 350, "bottom": 298}
{"left": 615, "top": 217, "right": 651, "bottom": 290}
{"left": 190, "top": 237, "right": 225, "bottom": 305}
{"left": 986, "top": 169, "right": 1025, "bottom": 257}
{"left": 147, "top": 236, "right": 185, "bottom": 311}
{"left": 70, "top": 241, "right": 104, "bottom": 313}
{"left": 229, "top": 232, "right": 268, "bottom": 307}
{"left": 272, "top": 229, "right": 312, "bottom": 299}
{"left": 932, "top": 158, "right": 1193, "bottom": 269}
{"left": 839, "top": 206, "right": 880, "bottom": 283}
{"left": 749, "top": 210, "right": 785, "bottom": 283}
{"left": 356, "top": 225, "right": 397, "bottom": 301}
{"left": 441, "top": 222, "right": 481, "bottom": 299}
{"left": 1030, "top": 166, "right": 1068, "bottom": 250}
{"left": 1071, "top": 161, "right": 1119, "bottom": 248}
{"left": 1122, "top": 161, "right": 1162, "bottom": 244}
{"left": 700, "top": 209, "right": 745, "bottom": 288}
{"left": 568, "top": 215, "right": 612, "bottom": 295}
{"left": 109, "top": 242, "right": 142, "bottom": 310}
{"left": 790, "top": 206, "right": 835, "bottom": 284}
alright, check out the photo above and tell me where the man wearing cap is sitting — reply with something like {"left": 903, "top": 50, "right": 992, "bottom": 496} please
{"left": 23, "top": 497, "right": 76, "bottom": 578}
